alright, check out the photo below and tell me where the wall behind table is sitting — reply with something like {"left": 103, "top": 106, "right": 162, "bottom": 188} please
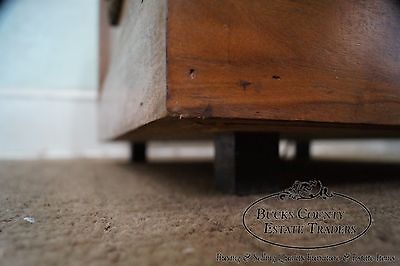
{"left": 0, "top": 0, "right": 128, "bottom": 159}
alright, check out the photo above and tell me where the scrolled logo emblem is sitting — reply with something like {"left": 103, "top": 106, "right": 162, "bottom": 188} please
{"left": 243, "top": 180, "right": 372, "bottom": 249}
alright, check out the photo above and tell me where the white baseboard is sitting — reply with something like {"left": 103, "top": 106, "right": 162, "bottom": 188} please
{"left": 0, "top": 89, "right": 97, "bottom": 101}
{"left": 0, "top": 90, "right": 129, "bottom": 159}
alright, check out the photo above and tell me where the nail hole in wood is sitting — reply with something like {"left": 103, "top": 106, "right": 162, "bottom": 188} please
{"left": 189, "top": 69, "right": 196, "bottom": 79}
{"left": 272, "top": 75, "right": 281, "bottom": 80}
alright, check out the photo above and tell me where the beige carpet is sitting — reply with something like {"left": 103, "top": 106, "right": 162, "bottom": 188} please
{"left": 0, "top": 160, "right": 399, "bottom": 265}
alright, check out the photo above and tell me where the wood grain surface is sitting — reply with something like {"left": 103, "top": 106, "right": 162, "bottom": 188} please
{"left": 99, "top": 0, "right": 168, "bottom": 139}
{"left": 167, "top": 0, "right": 400, "bottom": 125}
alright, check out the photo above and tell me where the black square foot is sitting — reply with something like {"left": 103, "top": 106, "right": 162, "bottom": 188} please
{"left": 214, "top": 132, "right": 280, "bottom": 195}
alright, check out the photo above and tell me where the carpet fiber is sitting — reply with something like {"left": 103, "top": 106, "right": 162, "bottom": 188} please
{"left": 0, "top": 160, "right": 399, "bottom": 265}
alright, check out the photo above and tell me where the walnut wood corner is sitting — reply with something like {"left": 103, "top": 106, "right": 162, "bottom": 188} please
{"left": 99, "top": 0, "right": 400, "bottom": 141}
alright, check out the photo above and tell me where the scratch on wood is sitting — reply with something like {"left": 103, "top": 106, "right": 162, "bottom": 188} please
{"left": 201, "top": 104, "right": 213, "bottom": 118}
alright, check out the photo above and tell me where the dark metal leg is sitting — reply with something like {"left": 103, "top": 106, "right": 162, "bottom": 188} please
{"left": 214, "top": 132, "right": 280, "bottom": 195}
{"left": 296, "top": 140, "right": 310, "bottom": 161}
{"left": 130, "top": 142, "right": 146, "bottom": 162}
